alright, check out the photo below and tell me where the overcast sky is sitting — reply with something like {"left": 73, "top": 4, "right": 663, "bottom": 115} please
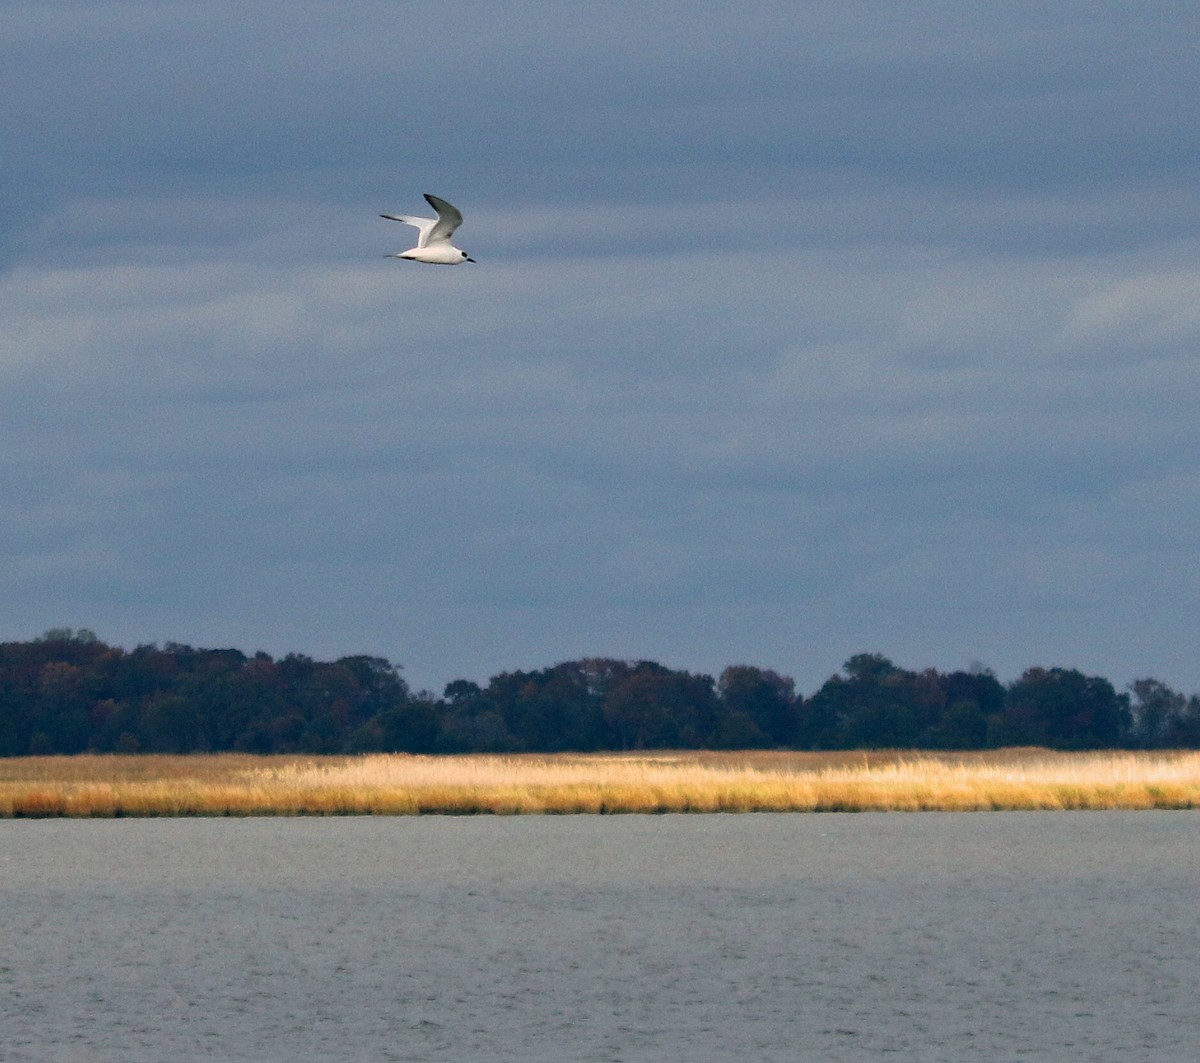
{"left": 3, "top": 1, "right": 1199, "bottom": 695}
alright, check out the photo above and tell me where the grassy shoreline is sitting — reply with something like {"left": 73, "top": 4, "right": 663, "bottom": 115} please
{"left": 2, "top": 749, "right": 1199, "bottom": 817}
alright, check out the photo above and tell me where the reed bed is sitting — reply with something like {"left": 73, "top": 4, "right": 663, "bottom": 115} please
{"left": 1, "top": 749, "right": 1199, "bottom": 817}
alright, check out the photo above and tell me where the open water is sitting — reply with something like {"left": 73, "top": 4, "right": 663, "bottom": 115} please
{"left": 1, "top": 812, "right": 1198, "bottom": 1063}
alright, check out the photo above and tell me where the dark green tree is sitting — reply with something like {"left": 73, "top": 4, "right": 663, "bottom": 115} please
{"left": 1001, "top": 668, "right": 1131, "bottom": 748}
{"left": 716, "top": 665, "right": 797, "bottom": 746}
{"left": 1128, "top": 679, "right": 1186, "bottom": 748}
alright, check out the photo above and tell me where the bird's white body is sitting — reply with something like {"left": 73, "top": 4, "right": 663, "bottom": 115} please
{"left": 381, "top": 194, "right": 475, "bottom": 265}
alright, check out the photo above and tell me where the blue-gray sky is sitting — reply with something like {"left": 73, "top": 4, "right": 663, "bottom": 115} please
{"left": 3, "top": 1, "right": 1199, "bottom": 695}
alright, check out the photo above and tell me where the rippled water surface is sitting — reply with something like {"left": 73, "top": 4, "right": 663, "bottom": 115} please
{"left": 2, "top": 813, "right": 1199, "bottom": 1062}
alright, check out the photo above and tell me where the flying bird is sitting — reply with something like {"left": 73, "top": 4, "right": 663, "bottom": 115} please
{"left": 380, "top": 193, "right": 475, "bottom": 265}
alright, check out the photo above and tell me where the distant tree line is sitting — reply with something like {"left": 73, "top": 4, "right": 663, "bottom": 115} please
{"left": 2, "top": 630, "right": 1199, "bottom": 757}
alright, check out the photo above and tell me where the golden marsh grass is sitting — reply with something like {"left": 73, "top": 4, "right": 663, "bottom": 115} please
{"left": 1, "top": 749, "right": 1199, "bottom": 816}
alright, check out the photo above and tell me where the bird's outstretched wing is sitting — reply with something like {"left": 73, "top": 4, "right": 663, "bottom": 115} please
{"left": 424, "top": 194, "right": 464, "bottom": 244}
{"left": 379, "top": 212, "right": 437, "bottom": 248}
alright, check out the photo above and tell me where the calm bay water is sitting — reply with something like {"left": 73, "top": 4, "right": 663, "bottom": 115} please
{"left": 2, "top": 812, "right": 1198, "bottom": 1063}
